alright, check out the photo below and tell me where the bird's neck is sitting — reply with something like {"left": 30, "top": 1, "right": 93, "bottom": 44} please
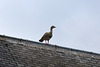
{"left": 50, "top": 28, "right": 53, "bottom": 33}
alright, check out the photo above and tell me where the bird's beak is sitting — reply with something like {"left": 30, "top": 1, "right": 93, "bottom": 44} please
{"left": 54, "top": 26, "right": 56, "bottom": 28}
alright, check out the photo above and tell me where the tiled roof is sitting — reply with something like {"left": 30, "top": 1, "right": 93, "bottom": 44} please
{"left": 0, "top": 35, "right": 100, "bottom": 67}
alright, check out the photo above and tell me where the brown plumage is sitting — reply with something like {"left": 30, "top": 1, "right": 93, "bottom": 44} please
{"left": 39, "top": 26, "right": 56, "bottom": 44}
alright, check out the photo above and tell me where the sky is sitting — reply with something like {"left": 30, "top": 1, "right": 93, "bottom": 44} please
{"left": 0, "top": 0, "right": 100, "bottom": 53}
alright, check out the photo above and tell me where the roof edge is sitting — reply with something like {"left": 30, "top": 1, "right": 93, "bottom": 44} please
{"left": 0, "top": 35, "right": 100, "bottom": 55}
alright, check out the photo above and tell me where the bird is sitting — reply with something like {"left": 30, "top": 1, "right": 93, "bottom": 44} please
{"left": 39, "top": 26, "right": 56, "bottom": 44}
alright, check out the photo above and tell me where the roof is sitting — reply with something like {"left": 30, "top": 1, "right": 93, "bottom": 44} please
{"left": 0, "top": 35, "right": 100, "bottom": 67}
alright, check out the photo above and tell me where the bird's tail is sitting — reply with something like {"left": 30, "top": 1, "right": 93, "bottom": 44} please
{"left": 39, "top": 39, "right": 43, "bottom": 42}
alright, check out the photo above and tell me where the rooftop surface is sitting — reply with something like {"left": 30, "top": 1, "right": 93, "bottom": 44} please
{"left": 0, "top": 35, "right": 100, "bottom": 67}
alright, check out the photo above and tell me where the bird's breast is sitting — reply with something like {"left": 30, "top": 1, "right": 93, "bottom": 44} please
{"left": 49, "top": 35, "right": 52, "bottom": 38}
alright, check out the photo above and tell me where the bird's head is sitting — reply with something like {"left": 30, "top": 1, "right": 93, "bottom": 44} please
{"left": 51, "top": 26, "right": 56, "bottom": 29}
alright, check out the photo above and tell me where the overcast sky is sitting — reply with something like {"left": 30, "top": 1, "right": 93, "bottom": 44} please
{"left": 0, "top": 0, "right": 100, "bottom": 53}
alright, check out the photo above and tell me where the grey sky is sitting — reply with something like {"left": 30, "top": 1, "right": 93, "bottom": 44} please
{"left": 0, "top": 0, "right": 100, "bottom": 53}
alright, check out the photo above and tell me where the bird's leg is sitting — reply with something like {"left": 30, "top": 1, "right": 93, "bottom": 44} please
{"left": 45, "top": 40, "right": 48, "bottom": 44}
{"left": 46, "top": 40, "right": 49, "bottom": 45}
{"left": 45, "top": 40, "right": 46, "bottom": 43}
{"left": 48, "top": 40, "right": 49, "bottom": 44}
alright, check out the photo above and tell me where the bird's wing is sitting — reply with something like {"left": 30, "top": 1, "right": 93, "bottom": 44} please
{"left": 42, "top": 32, "right": 49, "bottom": 38}
{"left": 41, "top": 32, "right": 52, "bottom": 40}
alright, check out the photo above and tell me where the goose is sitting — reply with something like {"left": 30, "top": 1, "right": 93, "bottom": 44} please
{"left": 39, "top": 26, "right": 56, "bottom": 44}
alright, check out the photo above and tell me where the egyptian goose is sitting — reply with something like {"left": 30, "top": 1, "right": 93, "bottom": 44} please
{"left": 39, "top": 26, "right": 56, "bottom": 44}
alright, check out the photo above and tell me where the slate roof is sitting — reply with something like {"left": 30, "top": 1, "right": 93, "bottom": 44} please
{"left": 0, "top": 35, "right": 100, "bottom": 67}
